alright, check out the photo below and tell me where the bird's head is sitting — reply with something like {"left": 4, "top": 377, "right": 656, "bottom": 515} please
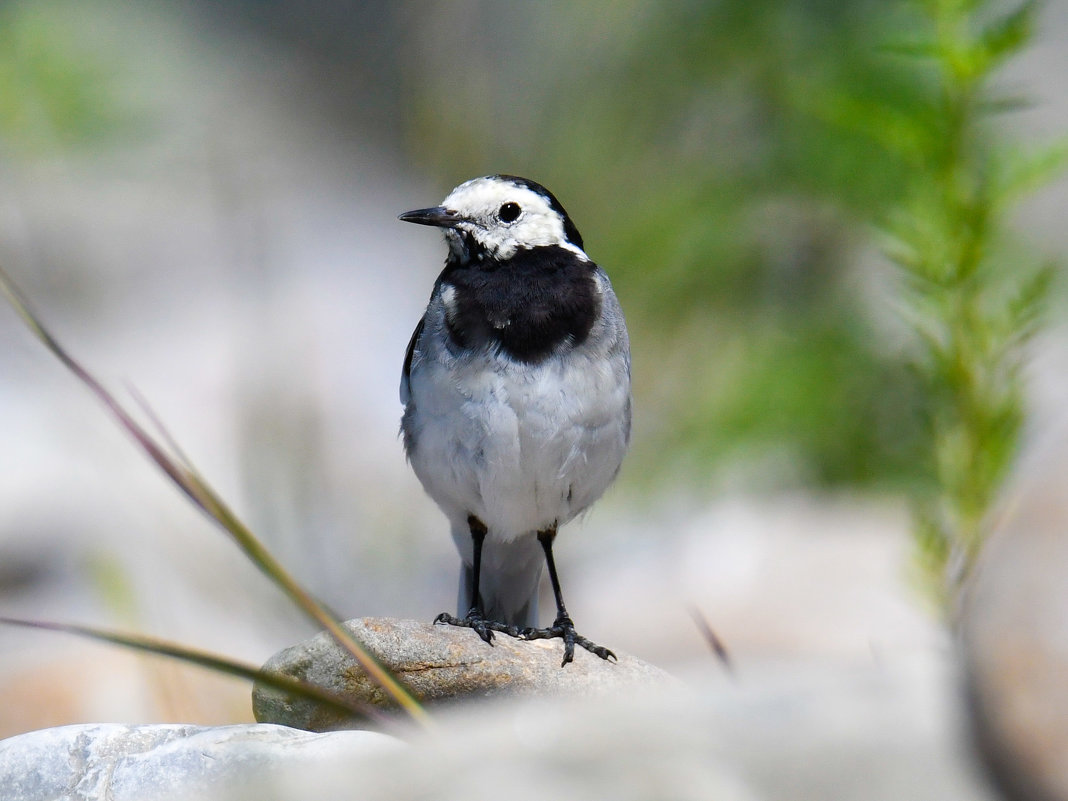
{"left": 399, "top": 175, "right": 586, "bottom": 263}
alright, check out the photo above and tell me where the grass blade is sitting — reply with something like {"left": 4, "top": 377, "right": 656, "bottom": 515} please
{"left": 0, "top": 265, "right": 430, "bottom": 728}
{"left": 0, "top": 616, "right": 386, "bottom": 726}
{"left": 688, "top": 606, "right": 733, "bottom": 675}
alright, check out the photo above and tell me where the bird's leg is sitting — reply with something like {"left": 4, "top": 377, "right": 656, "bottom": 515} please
{"left": 522, "top": 526, "right": 616, "bottom": 667}
{"left": 434, "top": 515, "right": 520, "bottom": 644}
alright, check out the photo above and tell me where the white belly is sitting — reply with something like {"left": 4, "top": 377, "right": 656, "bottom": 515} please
{"left": 406, "top": 348, "right": 629, "bottom": 543}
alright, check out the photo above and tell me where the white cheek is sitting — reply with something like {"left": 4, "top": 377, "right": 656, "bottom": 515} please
{"left": 511, "top": 216, "right": 587, "bottom": 259}
{"left": 474, "top": 227, "right": 519, "bottom": 260}
{"left": 515, "top": 216, "right": 562, "bottom": 246}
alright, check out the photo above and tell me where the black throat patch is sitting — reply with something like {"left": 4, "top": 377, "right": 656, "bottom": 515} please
{"left": 441, "top": 245, "right": 600, "bottom": 364}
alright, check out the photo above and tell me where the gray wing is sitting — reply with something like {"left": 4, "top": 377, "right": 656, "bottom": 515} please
{"left": 399, "top": 316, "right": 425, "bottom": 406}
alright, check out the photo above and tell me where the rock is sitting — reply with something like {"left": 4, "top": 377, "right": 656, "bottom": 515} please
{"left": 0, "top": 722, "right": 399, "bottom": 801}
{"left": 336, "top": 654, "right": 992, "bottom": 801}
{"left": 253, "top": 616, "right": 679, "bottom": 731}
{"left": 961, "top": 420, "right": 1068, "bottom": 801}
{"left": 0, "top": 655, "right": 994, "bottom": 801}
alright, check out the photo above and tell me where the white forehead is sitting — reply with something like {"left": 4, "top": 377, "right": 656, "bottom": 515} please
{"left": 443, "top": 177, "right": 555, "bottom": 219}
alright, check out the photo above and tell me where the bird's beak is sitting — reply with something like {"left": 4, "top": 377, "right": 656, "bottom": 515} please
{"left": 398, "top": 206, "right": 465, "bottom": 228}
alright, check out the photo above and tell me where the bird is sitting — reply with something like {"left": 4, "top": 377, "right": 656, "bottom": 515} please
{"left": 398, "top": 174, "right": 631, "bottom": 666}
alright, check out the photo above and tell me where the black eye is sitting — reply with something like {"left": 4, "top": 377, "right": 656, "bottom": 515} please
{"left": 497, "top": 202, "right": 521, "bottom": 223}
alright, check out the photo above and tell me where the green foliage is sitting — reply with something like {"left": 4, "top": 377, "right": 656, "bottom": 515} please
{"left": 658, "top": 314, "right": 927, "bottom": 488}
{"left": 0, "top": 2, "right": 127, "bottom": 155}
{"left": 881, "top": 0, "right": 1060, "bottom": 595}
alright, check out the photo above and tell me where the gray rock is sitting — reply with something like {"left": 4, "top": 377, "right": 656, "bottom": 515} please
{"left": 0, "top": 722, "right": 398, "bottom": 801}
{"left": 0, "top": 654, "right": 995, "bottom": 801}
{"left": 961, "top": 420, "right": 1068, "bottom": 801}
{"left": 249, "top": 655, "right": 992, "bottom": 801}
{"left": 253, "top": 616, "right": 678, "bottom": 731}
{"left": 244, "top": 654, "right": 996, "bottom": 801}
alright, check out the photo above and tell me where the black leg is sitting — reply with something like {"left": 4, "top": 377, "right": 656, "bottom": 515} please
{"left": 468, "top": 514, "right": 487, "bottom": 614}
{"left": 434, "top": 515, "right": 519, "bottom": 644}
{"left": 522, "top": 526, "right": 616, "bottom": 666}
{"left": 540, "top": 526, "right": 569, "bottom": 623}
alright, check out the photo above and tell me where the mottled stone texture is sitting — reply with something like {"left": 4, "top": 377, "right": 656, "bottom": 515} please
{"left": 253, "top": 616, "right": 677, "bottom": 730}
{"left": 0, "top": 723, "right": 397, "bottom": 801}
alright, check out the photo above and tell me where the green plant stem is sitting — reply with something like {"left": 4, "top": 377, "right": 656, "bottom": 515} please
{"left": 890, "top": 0, "right": 1054, "bottom": 597}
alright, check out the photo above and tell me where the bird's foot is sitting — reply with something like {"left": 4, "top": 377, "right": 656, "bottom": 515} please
{"left": 522, "top": 615, "right": 616, "bottom": 667}
{"left": 433, "top": 610, "right": 520, "bottom": 646}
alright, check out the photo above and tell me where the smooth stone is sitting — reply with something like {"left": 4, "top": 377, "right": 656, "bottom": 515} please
{"left": 0, "top": 722, "right": 399, "bottom": 801}
{"left": 0, "top": 655, "right": 994, "bottom": 801}
{"left": 257, "top": 653, "right": 992, "bottom": 800}
{"left": 961, "top": 420, "right": 1068, "bottom": 801}
{"left": 253, "top": 616, "right": 679, "bottom": 730}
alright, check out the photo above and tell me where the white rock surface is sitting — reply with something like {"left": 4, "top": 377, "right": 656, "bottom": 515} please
{"left": 306, "top": 656, "right": 993, "bottom": 801}
{"left": 0, "top": 653, "right": 996, "bottom": 801}
{"left": 0, "top": 723, "right": 399, "bottom": 801}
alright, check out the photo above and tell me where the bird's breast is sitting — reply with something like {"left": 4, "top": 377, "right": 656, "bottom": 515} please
{"left": 405, "top": 345, "right": 629, "bottom": 540}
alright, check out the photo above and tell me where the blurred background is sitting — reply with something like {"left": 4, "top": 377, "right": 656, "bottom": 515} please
{"left": 0, "top": 0, "right": 1066, "bottom": 738}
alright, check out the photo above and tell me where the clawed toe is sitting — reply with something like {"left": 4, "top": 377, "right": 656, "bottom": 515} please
{"left": 522, "top": 616, "right": 616, "bottom": 667}
{"left": 433, "top": 611, "right": 521, "bottom": 645}
{"left": 433, "top": 610, "right": 614, "bottom": 667}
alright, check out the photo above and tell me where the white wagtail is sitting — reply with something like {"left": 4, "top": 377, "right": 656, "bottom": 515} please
{"left": 398, "top": 175, "right": 631, "bottom": 666}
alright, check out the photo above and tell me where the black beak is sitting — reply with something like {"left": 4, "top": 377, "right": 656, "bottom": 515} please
{"left": 398, "top": 206, "right": 465, "bottom": 228}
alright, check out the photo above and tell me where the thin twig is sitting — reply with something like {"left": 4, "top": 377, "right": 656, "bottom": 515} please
{"left": 689, "top": 605, "right": 733, "bottom": 676}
